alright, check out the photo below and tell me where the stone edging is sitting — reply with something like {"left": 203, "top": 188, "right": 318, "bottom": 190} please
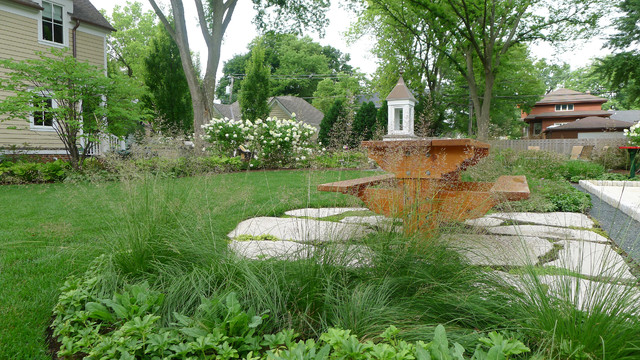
{"left": 579, "top": 180, "right": 640, "bottom": 223}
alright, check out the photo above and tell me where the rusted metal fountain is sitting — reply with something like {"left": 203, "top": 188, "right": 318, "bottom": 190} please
{"left": 318, "top": 75, "right": 530, "bottom": 233}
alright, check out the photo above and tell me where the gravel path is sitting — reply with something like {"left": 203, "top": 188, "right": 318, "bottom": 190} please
{"left": 576, "top": 184, "right": 640, "bottom": 263}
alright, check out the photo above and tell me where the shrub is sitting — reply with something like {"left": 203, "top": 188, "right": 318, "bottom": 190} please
{"left": 592, "top": 146, "right": 628, "bottom": 170}
{"left": 202, "top": 116, "right": 316, "bottom": 168}
{"left": 0, "top": 159, "right": 70, "bottom": 184}
{"left": 559, "top": 160, "right": 605, "bottom": 182}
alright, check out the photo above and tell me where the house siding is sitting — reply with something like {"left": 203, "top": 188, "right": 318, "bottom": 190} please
{"left": 0, "top": 7, "right": 107, "bottom": 151}
{"left": 269, "top": 105, "right": 291, "bottom": 120}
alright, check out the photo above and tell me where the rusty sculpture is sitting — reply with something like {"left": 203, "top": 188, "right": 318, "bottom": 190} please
{"left": 318, "top": 139, "right": 529, "bottom": 233}
{"left": 318, "top": 74, "right": 529, "bottom": 233}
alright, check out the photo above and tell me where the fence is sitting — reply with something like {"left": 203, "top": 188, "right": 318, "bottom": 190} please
{"left": 488, "top": 138, "right": 628, "bottom": 156}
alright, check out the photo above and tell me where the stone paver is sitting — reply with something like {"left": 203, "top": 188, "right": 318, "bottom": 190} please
{"left": 486, "top": 225, "right": 608, "bottom": 243}
{"left": 464, "top": 217, "right": 505, "bottom": 227}
{"left": 486, "top": 212, "right": 594, "bottom": 228}
{"left": 228, "top": 217, "right": 373, "bottom": 242}
{"left": 546, "top": 240, "right": 635, "bottom": 280}
{"left": 229, "top": 240, "right": 314, "bottom": 260}
{"left": 580, "top": 180, "right": 640, "bottom": 223}
{"left": 285, "top": 207, "right": 369, "bottom": 218}
{"left": 443, "top": 234, "right": 553, "bottom": 266}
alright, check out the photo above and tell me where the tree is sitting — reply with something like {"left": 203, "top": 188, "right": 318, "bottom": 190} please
{"left": 598, "top": 0, "right": 640, "bottom": 108}
{"left": 239, "top": 46, "right": 271, "bottom": 121}
{"left": 374, "top": 100, "right": 388, "bottom": 137}
{"left": 319, "top": 99, "right": 347, "bottom": 146}
{"left": 366, "top": 0, "right": 607, "bottom": 139}
{"left": 534, "top": 59, "right": 571, "bottom": 94}
{"left": 351, "top": 101, "right": 378, "bottom": 144}
{"left": 216, "top": 33, "right": 356, "bottom": 103}
{"left": 0, "top": 48, "right": 143, "bottom": 169}
{"left": 311, "top": 75, "right": 364, "bottom": 114}
{"left": 148, "top": 0, "right": 330, "bottom": 150}
{"left": 103, "top": 1, "right": 157, "bottom": 79}
{"left": 144, "top": 25, "right": 194, "bottom": 135}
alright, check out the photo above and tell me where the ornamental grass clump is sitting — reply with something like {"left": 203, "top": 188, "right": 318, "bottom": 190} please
{"left": 202, "top": 116, "right": 316, "bottom": 167}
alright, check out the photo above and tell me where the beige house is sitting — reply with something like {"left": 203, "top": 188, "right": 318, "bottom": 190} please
{"left": 0, "top": 0, "right": 114, "bottom": 157}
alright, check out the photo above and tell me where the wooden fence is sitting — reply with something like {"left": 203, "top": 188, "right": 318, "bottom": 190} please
{"left": 488, "top": 138, "right": 628, "bottom": 156}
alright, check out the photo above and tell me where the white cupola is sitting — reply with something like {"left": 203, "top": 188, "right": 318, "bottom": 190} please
{"left": 384, "top": 73, "right": 417, "bottom": 141}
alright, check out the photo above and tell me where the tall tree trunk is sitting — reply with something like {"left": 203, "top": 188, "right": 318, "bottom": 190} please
{"left": 476, "top": 71, "right": 495, "bottom": 141}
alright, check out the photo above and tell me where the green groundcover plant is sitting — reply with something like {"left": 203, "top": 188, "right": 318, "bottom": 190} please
{"left": 51, "top": 266, "right": 530, "bottom": 360}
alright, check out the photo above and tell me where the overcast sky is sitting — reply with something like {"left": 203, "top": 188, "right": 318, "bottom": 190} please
{"left": 97, "top": 0, "right": 613, "bottom": 85}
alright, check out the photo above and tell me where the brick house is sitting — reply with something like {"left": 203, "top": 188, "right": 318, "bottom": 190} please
{"left": 0, "top": 0, "right": 114, "bottom": 157}
{"left": 522, "top": 88, "right": 610, "bottom": 138}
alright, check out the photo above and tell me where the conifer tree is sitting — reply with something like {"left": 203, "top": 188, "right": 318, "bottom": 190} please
{"left": 240, "top": 46, "right": 270, "bottom": 121}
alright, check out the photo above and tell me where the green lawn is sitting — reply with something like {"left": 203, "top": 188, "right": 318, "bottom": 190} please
{"left": 0, "top": 169, "right": 369, "bottom": 359}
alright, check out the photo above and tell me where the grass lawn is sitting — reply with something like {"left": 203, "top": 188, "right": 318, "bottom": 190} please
{"left": 0, "top": 169, "right": 371, "bottom": 359}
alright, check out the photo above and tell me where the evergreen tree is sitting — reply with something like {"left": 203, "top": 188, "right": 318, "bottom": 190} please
{"left": 351, "top": 101, "right": 378, "bottom": 145}
{"left": 319, "top": 99, "right": 346, "bottom": 146}
{"left": 374, "top": 100, "right": 388, "bottom": 138}
{"left": 144, "top": 25, "right": 193, "bottom": 135}
{"left": 240, "top": 46, "right": 271, "bottom": 121}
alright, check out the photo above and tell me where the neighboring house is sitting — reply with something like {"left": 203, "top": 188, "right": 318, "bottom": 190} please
{"left": 0, "top": 0, "right": 115, "bottom": 157}
{"left": 212, "top": 96, "right": 324, "bottom": 131}
{"left": 522, "top": 88, "right": 610, "bottom": 138}
{"left": 543, "top": 116, "right": 632, "bottom": 139}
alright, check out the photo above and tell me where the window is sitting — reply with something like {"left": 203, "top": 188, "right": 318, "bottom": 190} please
{"left": 394, "top": 108, "right": 403, "bottom": 131}
{"left": 42, "top": 1, "right": 64, "bottom": 44}
{"left": 555, "top": 104, "right": 574, "bottom": 111}
{"left": 533, "top": 122, "right": 542, "bottom": 135}
{"left": 32, "top": 97, "right": 56, "bottom": 130}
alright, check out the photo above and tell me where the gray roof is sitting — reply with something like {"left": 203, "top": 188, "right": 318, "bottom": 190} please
{"left": 212, "top": 102, "right": 241, "bottom": 120}
{"left": 357, "top": 93, "right": 382, "bottom": 108}
{"left": 71, "top": 0, "right": 116, "bottom": 32}
{"left": 7, "top": 0, "right": 115, "bottom": 31}
{"left": 386, "top": 76, "right": 416, "bottom": 102}
{"left": 212, "top": 96, "right": 324, "bottom": 128}
{"left": 545, "top": 116, "right": 632, "bottom": 132}
{"left": 537, "top": 88, "right": 607, "bottom": 105}
{"left": 270, "top": 96, "right": 324, "bottom": 127}
{"left": 525, "top": 110, "right": 611, "bottom": 121}
{"left": 609, "top": 110, "right": 640, "bottom": 123}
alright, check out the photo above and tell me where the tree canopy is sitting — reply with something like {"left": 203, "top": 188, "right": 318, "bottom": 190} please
{"left": 216, "top": 33, "right": 356, "bottom": 104}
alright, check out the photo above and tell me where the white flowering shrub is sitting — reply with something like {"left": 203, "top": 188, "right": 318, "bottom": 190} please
{"left": 623, "top": 122, "right": 640, "bottom": 146}
{"left": 202, "top": 116, "right": 317, "bottom": 167}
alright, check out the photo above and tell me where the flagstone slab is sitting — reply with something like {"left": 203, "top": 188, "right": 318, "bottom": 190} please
{"left": 229, "top": 240, "right": 314, "bottom": 260}
{"left": 464, "top": 217, "right": 505, "bottom": 227}
{"left": 546, "top": 240, "right": 635, "bottom": 280}
{"left": 228, "top": 217, "right": 373, "bottom": 243}
{"left": 443, "top": 234, "right": 553, "bottom": 266}
{"left": 487, "top": 212, "right": 594, "bottom": 228}
{"left": 284, "top": 207, "right": 369, "bottom": 218}
{"left": 486, "top": 225, "right": 608, "bottom": 243}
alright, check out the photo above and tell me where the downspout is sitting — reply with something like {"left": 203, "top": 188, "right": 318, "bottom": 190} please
{"left": 72, "top": 19, "right": 80, "bottom": 58}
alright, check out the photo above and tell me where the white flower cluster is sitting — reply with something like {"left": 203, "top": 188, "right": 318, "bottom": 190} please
{"left": 201, "top": 116, "right": 317, "bottom": 165}
{"left": 624, "top": 122, "right": 640, "bottom": 146}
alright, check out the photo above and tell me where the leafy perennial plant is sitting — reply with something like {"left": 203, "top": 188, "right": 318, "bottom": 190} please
{"left": 202, "top": 115, "right": 317, "bottom": 167}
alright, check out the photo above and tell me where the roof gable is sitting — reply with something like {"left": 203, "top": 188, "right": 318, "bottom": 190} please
{"left": 6, "top": 0, "right": 115, "bottom": 31}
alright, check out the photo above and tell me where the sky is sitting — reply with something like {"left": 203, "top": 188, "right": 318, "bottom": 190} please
{"left": 97, "top": 0, "right": 614, "bottom": 85}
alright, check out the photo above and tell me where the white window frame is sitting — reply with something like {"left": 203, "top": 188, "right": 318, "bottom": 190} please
{"left": 30, "top": 96, "right": 58, "bottom": 132}
{"left": 38, "top": 1, "right": 68, "bottom": 48}
{"left": 555, "top": 104, "right": 574, "bottom": 112}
